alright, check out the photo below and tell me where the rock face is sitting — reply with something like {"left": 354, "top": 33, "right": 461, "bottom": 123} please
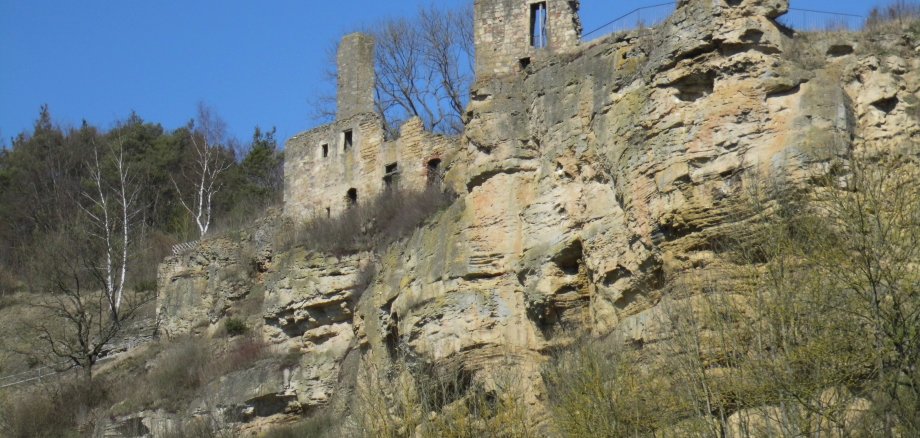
{"left": 356, "top": 0, "right": 919, "bottom": 422}
{"left": 155, "top": 0, "right": 920, "bottom": 432}
{"left": 157, "top": 221, "right": 372, "bottom": 422}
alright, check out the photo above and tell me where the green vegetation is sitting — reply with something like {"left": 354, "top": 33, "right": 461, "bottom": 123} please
{"left": 262, "top": 413, "right": 339, "bottom": 438}
{"left": 353, "top": 357, "right": 532, "bottom": 438}
{"left": 0, "top": 105, "right": 283, "bottom": 297}
{"left": 224, "top": 317, "right": 249, "bottom": 337}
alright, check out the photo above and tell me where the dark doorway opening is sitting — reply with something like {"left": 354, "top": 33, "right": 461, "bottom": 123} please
{"left": 427, "top": 158, "right": 442, "bottom": 185}
{"left": 346, "top": 188, "right": 357, "bottom": 206}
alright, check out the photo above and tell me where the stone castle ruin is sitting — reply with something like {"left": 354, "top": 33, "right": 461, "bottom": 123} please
{"left": 283, "top": 33, "right": 456, "bottom": 219}
{"left": 284, "top": 0, "right": 585, "bottom": 219}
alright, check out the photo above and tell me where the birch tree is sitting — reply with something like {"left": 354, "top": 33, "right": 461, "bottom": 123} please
{"left": 79, "top": 140, "right": 140, "bottom": 320}
{"left": 15, "top": 139, "right": 146, "bottom": 381}
{"left": 172, "top": 103, "right": 232, "bottom": 237}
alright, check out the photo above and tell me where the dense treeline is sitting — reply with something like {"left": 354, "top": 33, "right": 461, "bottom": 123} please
{"left": 0, "top": 105, "right": 283, "bottom": 295}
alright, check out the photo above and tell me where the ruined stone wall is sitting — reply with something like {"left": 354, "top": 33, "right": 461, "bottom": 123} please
{"left": 283, "top": 113, "right": 385, "bottom": 219}
{"left": 337, "top": 33, "right": 375, "bottom": 120}
{"left": 474, "top": 0, "right": 582, "bottom": 78}
{"left": 283, "top": 116, "right": 456, "bottom": 219}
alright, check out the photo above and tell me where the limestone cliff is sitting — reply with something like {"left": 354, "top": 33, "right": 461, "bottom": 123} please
{"left": 152, "top": 0, "right": 919, "bottom": 434}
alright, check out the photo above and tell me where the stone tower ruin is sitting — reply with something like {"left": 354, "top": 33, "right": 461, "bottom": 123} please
{"left": 474, "top": 0, "right": 582, "bottom": 78}
{"left": 284, "top": 33, "right": 456, "bottom": 220}
{"left": 337, "top": 33, "right": 376, "bottom": 120}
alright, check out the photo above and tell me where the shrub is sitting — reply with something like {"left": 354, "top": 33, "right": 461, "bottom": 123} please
{"left": 147, "top": 337, "right": 211, "bottom": 411}
{"left": 276, "top": 187, "right": 456, "bottom": 256}
{"left": 0, "top": 266, "right": 19, "bottom": 296}
{"left": 225, "top": 336, "right": 268, "bottom": 372}
{"left": 354, "top": 357, "right": 533, "bottom": 438}
{"left": 262, "top": 412, "right": 338, "bottom": 438}
{"left": 160, "top": 415, "right": 234, "bottom": 438}
{"left": 224, "top": 317, "right": 248, "bottom": 337}
{"left": 0, "top": 381, "right": 108, "bottom": 438}
{"left": 866, "top": 0, "right": 920, "bottom": 29}
{"left": 782, "top": 33, "right": 827, "bottom": 70}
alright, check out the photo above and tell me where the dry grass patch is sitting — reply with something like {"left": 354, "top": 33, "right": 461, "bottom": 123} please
{"left": 275, "top": 187, "right": 455, "bottom": 256}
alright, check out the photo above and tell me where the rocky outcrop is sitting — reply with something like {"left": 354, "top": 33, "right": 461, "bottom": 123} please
{"left": 155, "top": 218, "right": 372, "bottom": 428}
{"left": 355, "top": 0, "right": 920, "bottom": 423}
{"left": 151, "top": 0, "right": 919, "bottom": 433}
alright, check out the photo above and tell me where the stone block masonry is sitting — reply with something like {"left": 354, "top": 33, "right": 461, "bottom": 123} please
{"left": 284, "top": 114, "right": 456, "bottom": 219}
{"left": 474, "top": 0, "right": 582, "bottom": 79}
{"left": 337, "top": 33, "right": 376, "bottom": 120}
{"left": 284, "top": 31, "right": 459, "bottom": 220}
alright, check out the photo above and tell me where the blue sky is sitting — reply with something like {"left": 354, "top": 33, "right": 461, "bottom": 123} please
{"left": 0, "top": 0, "right": 889, "bottom": 147}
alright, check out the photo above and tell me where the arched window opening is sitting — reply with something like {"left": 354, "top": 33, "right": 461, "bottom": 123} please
{"left": 346, "top": 188, "right": 358, "bottom": 206}
{"left": 427, "top": 158, "right": 443, "bottom": 185}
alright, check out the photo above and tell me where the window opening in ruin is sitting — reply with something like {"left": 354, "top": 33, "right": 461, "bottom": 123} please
{"left": 343, "top": 129, "right": 353, "bottom": 151}
{"left": 326, "top": 207, "right": 331, "bottom": 217}
{"left": 530, "top": 2, "right": 548, "bottom": 49}
{"left": 519, "top": 57, "right": 531, "bottom": 70}
{"left": 346, "top": 188, "right": 358, "bottom": 206}
{"left": 383, "top": 162, "right": 400, "bottom": 189}
{"left": 427, "top": 158, "right": 443, "bottom": 185}
{"left": 322, "top": 144, "right": 329, "bottom": 158}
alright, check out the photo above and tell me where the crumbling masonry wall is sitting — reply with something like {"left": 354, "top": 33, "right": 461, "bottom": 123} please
{"left": 474, "top": 0, "right": 582, "bottom": 78}
{"left": 285, "top": 29, "right": 460, "bottom": 220}
{"left": 284, "top": 115, "right": 455, "bottom": 219}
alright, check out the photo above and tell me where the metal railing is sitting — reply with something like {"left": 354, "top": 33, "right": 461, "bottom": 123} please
{"left": 583, "top": 3, "right": 867, "bottom": 41}
{"left": 0, "top": 317, "right": 156, "bottom": 390}
{"left": 779, "top": 8, "right": 866, "bottom": 31}
{"left": 0, "top": 364, "right": 68, "bottom": 389}
{"left": 171, "top": 240, "right": 200, "bottom": 255}
{"left": 584, "top": 2, "right": 676, "bottom": 39}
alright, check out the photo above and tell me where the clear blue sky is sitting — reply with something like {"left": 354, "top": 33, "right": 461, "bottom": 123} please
{"left": 0, "top": 0, "right": 889, "bottom": 147}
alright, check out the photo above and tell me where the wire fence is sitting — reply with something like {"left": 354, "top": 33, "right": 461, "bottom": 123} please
{"left": 0, "top": 364, "right": 69, "bottom": 390}
{"left": 584, "top": 2, "right": 676, "bottom": 39}
{"left": 0, "top": 317, "right": 156, "bottom": 390}
{"left": 779, "top": 8, "right": 866, "bottom": 31}
{"left": 583, "top": 3, "right": 869, "bottom": 41}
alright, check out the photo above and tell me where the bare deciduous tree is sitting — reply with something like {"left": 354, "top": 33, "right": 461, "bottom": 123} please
{"left": 16, "top": 138, "right": 148, "bottom": 381}
{"left": 311, "top": 4, "right": 473, "bottom": 137}
{"left": 373, "top": 4, "right": 473, "bottom": 136}
{"left": 172, "top": 103, "right": 232, "bottom": 237}
{"left": 27, "top": 235, "right": 145, "bottom": 381}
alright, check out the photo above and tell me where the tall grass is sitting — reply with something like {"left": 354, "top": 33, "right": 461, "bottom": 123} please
{"left": 276, "top": 187, "right": 455, "bottom": 256}
{"left": 866, "top": 0, "right": 920, "bottom": 29}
